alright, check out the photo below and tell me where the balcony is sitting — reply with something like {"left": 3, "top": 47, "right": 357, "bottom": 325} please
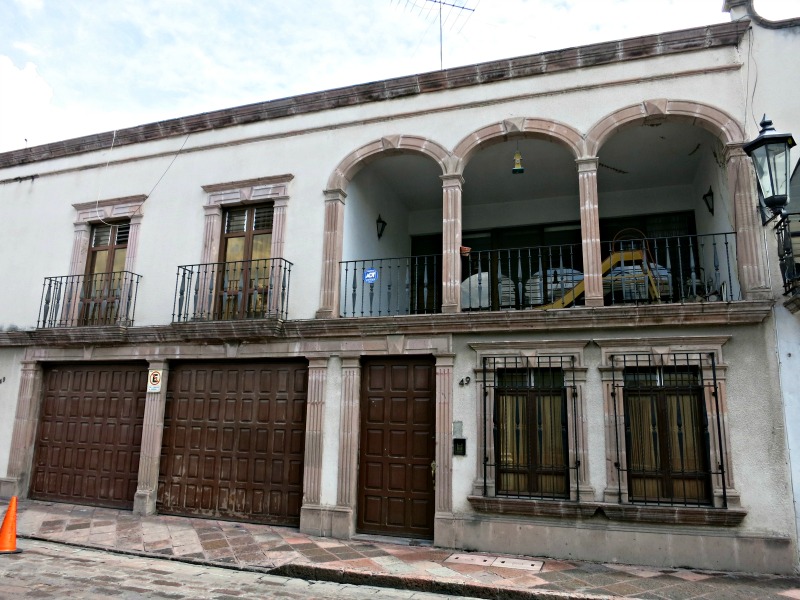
{"left": 38, "top": 271, "right": 142, "bottom": 328}
{"left": 340, "top": 232, "right": 738, "bottom": 318}
{"left": 173, "top": 258, "right": 292, "bottom": 322}
{"left": 340, "top": 255, "right": 441, "bottom": 317}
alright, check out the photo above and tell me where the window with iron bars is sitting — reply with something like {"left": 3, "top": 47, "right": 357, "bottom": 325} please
{"left": 609, "top": 353, "right": 727, "bottom": 507}
{"left": 480, "top": 355, "right": 580, "bottom": 501}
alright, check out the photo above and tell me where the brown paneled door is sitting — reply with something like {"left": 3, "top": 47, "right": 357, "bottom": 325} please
{"left": 358, "top": 357, "right": 436, "bottom": 539}
{"left": 31, "top": 363, "right": 147, "bottom": 509}
{"left": 158, "top": 361, "right": 308, "bottom": 526}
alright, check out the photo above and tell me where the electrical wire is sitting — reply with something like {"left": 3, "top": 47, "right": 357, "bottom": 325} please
{"left": 131, "top": 133, "right": 191, "bottom": 218}
{"left": 93, "top": 130, "right": 118, "bottom": 226}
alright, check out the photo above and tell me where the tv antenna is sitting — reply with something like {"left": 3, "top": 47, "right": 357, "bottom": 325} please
{"left": 394, "top": 0, "right": 477, "bottom": 70}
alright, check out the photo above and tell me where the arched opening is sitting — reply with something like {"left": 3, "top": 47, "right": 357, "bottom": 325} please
{"left": 340, "top": 152, "right": 444, "bottom": 317}
{"left": 596, "top": 120, "right": 740, "bottom": 304}
{"left": 456, "top": 135, "right": 581, "bottom": 310}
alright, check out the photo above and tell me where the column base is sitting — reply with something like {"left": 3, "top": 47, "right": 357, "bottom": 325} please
{"left": 584, "top": 296, "right": 604, "bottom": 307}
{"left": 133, "top": 489, "right": 158, "bottom": 515}
{"left": 0, "top": 477, "right": 20, "bottom": 499}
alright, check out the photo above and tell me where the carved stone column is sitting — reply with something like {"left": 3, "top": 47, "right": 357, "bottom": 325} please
{"left": 272, "top": 197, "right": 289, "bottom": 260}
{"left": 133, "top": 361, "right": 169, "bottom": 515}
{"left": 201, "top": 204, "right": 223, "bottom": 265}
{"left": 441, "top": 175, "right": 464, "bottom": 313}
{"left": 727, "top": 145, "right": 771, "bottom": 299}
{"left": 434, "top": 355, "right": 454, "bottom": 517}
{"left": 299, "top": 358, "right": 329, "bottom": 534}
{"left": 316, "top": 189, "right": 346, "bottom": 318}
{"left": 577, "top": 158, "right": 604, "bottom": 307}
{"left": 5, "top": 361, "right": 43, "bottom": 497}
{"left": 332, "top": 357, "right": 361, "bottom": 538}
{"left": 123, "top": 214, "right": 143, "bottom": 273}
{"left": 69, "top": 223, "right": 91, "bottom": 276}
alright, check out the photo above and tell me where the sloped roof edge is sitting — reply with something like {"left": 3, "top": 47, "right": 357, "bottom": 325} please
{"left": 0, "top": 20, "right": 749, "bottom": 170}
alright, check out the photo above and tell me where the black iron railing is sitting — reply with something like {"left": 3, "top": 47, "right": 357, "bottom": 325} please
{"left": 173, "top": 258, "right": 292, "bottom": 322}
{"left": 339, "top": 254, "right": 441, "bottom": 317}
{"left": 462, "top": 243, "right": 583, "bottom": 310}
{"left": 775, "top": 214, "right": 800, "bottom": 295}
{"left": 609, "top": 353, "right": 727, "bottom": 508}
{"left": 38, "top": 271, "right": 141, "bottom": 328}
{"left": 602, "top": 232, "right": 738, "bottom": 305}
{"left": 480, "top": 355, "right": 581, "bottom": 501}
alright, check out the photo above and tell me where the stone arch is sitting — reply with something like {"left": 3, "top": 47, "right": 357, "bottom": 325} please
{"left": 585, "top": 99, "right": 745, "bottom": 156}
{"left": 451, "top": 118, "right": 584, "bottom": 173}
{"left": 326, "top": 135, "right": 451, "bottom": 192}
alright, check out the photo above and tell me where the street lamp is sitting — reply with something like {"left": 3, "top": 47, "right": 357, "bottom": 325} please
{"left": 744, "top": 116, "right": 798, "bottom": 298}
{"left": 743, "top": 115, "right": 796, "bottom": 223}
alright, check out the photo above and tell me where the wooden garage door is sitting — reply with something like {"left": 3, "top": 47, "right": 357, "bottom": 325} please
{"left": 358, "top": 357, "right": 436, "bottom": 539}
{"left": 31, "top": 363, "right": 147, "bottom": 509}
{"left": 157, "top": 361, "right": 308, "bottom": 525}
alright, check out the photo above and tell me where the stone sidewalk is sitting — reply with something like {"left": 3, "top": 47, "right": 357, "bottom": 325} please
{"left": 6, "top": 499, "right": 800, "bottom": 599}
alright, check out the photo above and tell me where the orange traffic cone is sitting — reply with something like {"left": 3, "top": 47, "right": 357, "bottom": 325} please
{"left": 0, "top": 496, "right": 21, "bottom": 554}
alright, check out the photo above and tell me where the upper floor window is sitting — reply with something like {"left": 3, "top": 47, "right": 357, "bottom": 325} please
{"left": 88, "top": 221, "right": 130, "bottom": 275}
{"left": 621, "top": 363, "right": 711, "bottom": 505}
{"left": 218, "top": 203, "right": 275, "bottom": 319}
{"left": 222, "top": 204, "right": 273, "bottom": 263}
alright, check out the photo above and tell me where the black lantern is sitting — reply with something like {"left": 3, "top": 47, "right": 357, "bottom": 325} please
{"left": 376, "top": 214, "right": 387, "bottom": 239}
{"left": 743, "top": 115, "right": 796, "bottom": 219}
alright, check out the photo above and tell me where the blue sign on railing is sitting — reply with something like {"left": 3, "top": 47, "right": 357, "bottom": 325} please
{"left": 363, "top": 268, "right": 378, "bottom": 284}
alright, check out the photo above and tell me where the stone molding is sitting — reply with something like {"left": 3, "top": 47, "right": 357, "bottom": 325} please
{"left": 0, "top": 21, "right": 748, "bottom": 170}
{"left": 326, "top": 135, "right": 449, "bottom": 191}
{"left": 585, "top": 99, "right": 745, "bottom": 156}
{"left": 69, "top": 195, "right": 147, "bottom": 276}
{"left": 452, "top": 118, "right": 584, "bottom": 171}
{"left": 200, "top": 175, "right": 292, "bottom": 266}
{"left": 467, "top": 496, "right": 748, "bottom": 526}
{"left": 0, "top": 301, "right": 774, "bottom": 349}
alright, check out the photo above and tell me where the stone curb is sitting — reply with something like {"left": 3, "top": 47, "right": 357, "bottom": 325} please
{"left": 18, "top": 533, "right": 619, "bottom": 600}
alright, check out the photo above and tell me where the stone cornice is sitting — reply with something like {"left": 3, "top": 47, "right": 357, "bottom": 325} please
{"left": 0, "top": 21, "right": 748, "bottom": 170}
{"left": 0, "top": 301, "right": 773, "bottom": 348}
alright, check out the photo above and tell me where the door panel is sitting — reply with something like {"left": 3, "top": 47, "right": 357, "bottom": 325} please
{"left": 358, "top": 357, "right": 435, "bottom": 539}
{"left": 158, "top": 361, "right": 307, "bottom": 525}
{"left": 31, "top": 363, "right": 147, "bottom": 509}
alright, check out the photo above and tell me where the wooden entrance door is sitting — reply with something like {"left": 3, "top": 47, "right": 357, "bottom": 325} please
{"left": 358, "top": 357, "right": 436, "bottom": 539}
{"left": 31, "top": 363, "right": 147, "bottom": 509}
{"left": 157, "top": 361, "right": 308, "bottom": 525}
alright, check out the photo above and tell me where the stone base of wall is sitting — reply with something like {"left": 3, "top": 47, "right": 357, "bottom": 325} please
{"left": 299, "top": 504, "right": 336, "bottom": 537}
{"left": 0, "top": 477, "right": 19, "bottom": 499}
{"left": 437, "top": 513, "right": 796, "bottom": 574}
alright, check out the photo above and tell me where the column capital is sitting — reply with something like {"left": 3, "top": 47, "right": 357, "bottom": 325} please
{"left": 308, "top": 357, "right": 330, "bottom": 369}
{"left": 576, "top": 157, "right": 599, "bottom": 172}
{"left": 147, "top": 360, "right": 169, "bottom": 371}
{"left": 323, "top": 188, "right": 347, "bottom": 203}
{"left": 440, "top": 174, "right": 465, "bottom": 187}
{"left": 203, "top": 203, "right": 223, "bottom": 217}
{"left": 724, "top": 143, "right": 749, "bottom": 162}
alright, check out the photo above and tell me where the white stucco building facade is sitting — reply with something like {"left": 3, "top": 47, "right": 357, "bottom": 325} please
{"left": 0, "top": 0, "right": 798, "bottom": 574}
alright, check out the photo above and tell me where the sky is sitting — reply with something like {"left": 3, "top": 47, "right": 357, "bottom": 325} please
{"left": 0, "top": 0, "right": 797, "bottom": 153}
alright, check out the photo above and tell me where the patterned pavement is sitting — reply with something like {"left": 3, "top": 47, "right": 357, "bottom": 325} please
{"left": 7, "top": 499, "right": 800, "bottom": 599}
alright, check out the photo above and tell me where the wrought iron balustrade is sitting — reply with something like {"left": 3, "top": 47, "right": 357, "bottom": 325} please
{"left": 602, "top": 232, "right": 738, "bottom": 305}
{"left": 340, "top": 254, "right": 441, "bottom": 317}
{"left": 776, "top": 214, "right": 800, "bottom": 296}
{"left": 173, "top": 258, "right": 292, "bottom": 322}
{"left": 461, "top": 243, "right": 584, "bottom": 310}
{"left": 38, "top": 271, "right": 141, "bottom": 328}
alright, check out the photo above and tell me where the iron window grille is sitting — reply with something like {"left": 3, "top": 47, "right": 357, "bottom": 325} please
{"left": 480, "top": 355, "right": 580, "bottom": 501}
{"left": 609, "top": 353, "right": 727, "bottom": 507}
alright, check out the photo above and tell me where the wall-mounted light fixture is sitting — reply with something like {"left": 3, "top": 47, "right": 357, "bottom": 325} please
{"left": 744, "top": 115, "right": 796, "bottom": 223}
{"left": 702, "top": 186, "right": 714, "bottom": 215}
{"left": 744, "top": 115, "right": 797, "bottom": 298}
{"left": 376, "top": 214, "right": 387, "bottom": 239}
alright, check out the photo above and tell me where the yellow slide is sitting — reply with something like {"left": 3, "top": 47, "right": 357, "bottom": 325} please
{"left": 538, "top": 249, "right": 662, "bottom": 309}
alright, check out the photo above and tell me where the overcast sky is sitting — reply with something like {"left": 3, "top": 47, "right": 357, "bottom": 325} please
{"left": 0, "top": 0, "right": 796, "bottom": 153}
